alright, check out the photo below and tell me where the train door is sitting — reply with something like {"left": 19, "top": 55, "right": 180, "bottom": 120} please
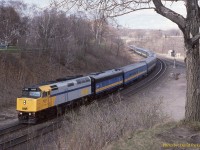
{"left": 65, "top": 87, "right": 68, "bottom": 103}
{"left": 90, "top": 78, "right": 96, "bottom": 94}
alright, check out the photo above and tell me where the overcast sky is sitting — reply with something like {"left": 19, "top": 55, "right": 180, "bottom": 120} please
{"left": 24, "top": 0, "right": 186, "bottom": 30}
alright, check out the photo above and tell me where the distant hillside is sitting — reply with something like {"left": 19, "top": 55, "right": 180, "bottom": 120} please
{"left": 118, "top": 28, "right": 185, "bottom": 56}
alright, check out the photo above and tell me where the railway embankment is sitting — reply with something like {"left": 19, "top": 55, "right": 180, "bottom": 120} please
{"left": 104, "top": 56, "right": 189, "bottom": 150}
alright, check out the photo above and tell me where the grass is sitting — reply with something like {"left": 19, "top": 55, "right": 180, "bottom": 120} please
{"left": 50, "top": 95, "right": 169, "bottom": 150}
{"left": 16, "top": 96, "right": 193, "bottom": 150}
{"left": 106, "top": 120, "right": 200, "bottom": 150}
{"left": 105, "top": 121, "right": 177, "bottom": 150}
{"left": 25, "top": 118, "right": 200, "bottom": 150}
{"left": 178, "top": 120, "right": 200, "bottom": 131}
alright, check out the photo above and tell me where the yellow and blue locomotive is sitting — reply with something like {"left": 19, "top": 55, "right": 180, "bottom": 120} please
{"left": 17, "top": 76, "right": 92, "bottom": 123}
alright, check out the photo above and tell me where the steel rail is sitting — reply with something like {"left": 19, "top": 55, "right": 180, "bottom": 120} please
{"left": 158, "top": 56, "right": 185, "bottom": 68}
{"left": 0, "top": 119, "right": 62, "bottom": 150}
{"left": 0, "top": 121, "right": 28, "bottom": 138}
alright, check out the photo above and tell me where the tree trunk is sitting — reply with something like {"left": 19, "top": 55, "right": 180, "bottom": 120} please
{"left": 185, "top": 42, "right": 200, "bottom": 121}
{"left": 184, "top": 0, "right": 200, "bottom": 121}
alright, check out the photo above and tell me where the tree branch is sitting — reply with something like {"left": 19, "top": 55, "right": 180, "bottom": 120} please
{"left": 191, "top": 33, "right": 200, "bottom": 45}
{"left": 152, "top": 0, "right": 186, "bottom": 30}
{"left": 107, "top": 7, "right": 155, "bottom": 17}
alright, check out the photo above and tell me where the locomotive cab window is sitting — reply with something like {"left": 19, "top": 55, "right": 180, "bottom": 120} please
{"left": 22, "top": 91, "right": 41, "bottom": 98}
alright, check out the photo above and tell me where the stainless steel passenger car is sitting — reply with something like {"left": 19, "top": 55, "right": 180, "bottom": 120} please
{"left": 144, "top": 56, "right": 157, "bottom": 73}
{"left": 129, "top": 45, "right": 157, "bottom": 73}
{"left": 130, "top": 45, "right": 152, "bottom": 57}
{"left": 119, "top": 62, "right": 147, "bottom": 85}
{"left": 89, "top": 69, "right": 124, "bottom": 94}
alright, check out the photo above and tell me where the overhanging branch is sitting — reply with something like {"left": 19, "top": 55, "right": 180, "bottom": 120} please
{"left": 152, "top": 0, "right": 186, "bottom": 30}
{"left": 54, "top": 0, "right": 187, "bottom": 28}
{"left": 107, "top": 7, "right": 155, "bottom": 17}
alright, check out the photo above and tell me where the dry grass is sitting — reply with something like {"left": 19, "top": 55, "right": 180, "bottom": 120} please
{"left": 51, "top": 95, "right": 169, "bottom": 150}
{"left": 105, "top": 121, "right": 176, "bottom": 150}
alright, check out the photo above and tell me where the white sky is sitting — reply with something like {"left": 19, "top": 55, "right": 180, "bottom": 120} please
{"left": 24, "top": 0, "right": 186, "bottom": 30}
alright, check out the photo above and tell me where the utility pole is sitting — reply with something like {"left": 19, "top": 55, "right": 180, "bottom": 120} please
{"left": 171, "top": 50, "right": 176, "bottom": 68}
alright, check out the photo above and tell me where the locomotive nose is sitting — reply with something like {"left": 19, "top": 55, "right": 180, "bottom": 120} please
{"left": 16, "top": 98, "right": 37, "bottom": 112}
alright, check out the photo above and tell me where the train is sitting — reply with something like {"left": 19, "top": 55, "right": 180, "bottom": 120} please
{"left": 16, "top": 46, "right": 157, "bottom": 123}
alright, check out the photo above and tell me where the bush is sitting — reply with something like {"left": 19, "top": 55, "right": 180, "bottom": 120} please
{"left": 54, "top": 95, "right": 168, "bottom": 150}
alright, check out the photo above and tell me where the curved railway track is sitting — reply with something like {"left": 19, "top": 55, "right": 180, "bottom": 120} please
{"left": 158, "top": 56, "right": 185, "bottom": 68}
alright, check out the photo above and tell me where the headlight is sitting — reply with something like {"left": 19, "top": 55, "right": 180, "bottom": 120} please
{"left": 29, "top": 113, "right": 31, "bottom": 116}
{"left": 23, "top": 100, "right": 26, "bottom": 105}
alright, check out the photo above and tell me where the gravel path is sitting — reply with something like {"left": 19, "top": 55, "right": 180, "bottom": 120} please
{"left": 131, "top": 57, "right": 186, "bottom": 121}
{"left": 151, "top": 66, "right": 186, "bottom": 121}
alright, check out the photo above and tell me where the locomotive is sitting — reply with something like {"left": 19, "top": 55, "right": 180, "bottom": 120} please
{"left": 16, "top": 46, "right": 157, "bottom": 123}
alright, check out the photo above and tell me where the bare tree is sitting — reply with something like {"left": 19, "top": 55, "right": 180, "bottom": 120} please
{"left": 0, "top": 6, "right": 21, "bottom": 47}
{"left": 32, "top": 9, "right": 59, "bottom": 50}
{"left": 113, "top": 35, "right": 124, "bottom": 56}
{"left": 54, "top": 0, "right": 200, "bottom": 121}
{"left": 0, "top": 1, "right": 29, "bottom": 48}
{"left": 90, "top": 10, "right": 108, "bottom": 44}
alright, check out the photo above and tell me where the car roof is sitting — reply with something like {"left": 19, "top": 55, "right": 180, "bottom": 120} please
{"left": 89, "top": 69, "right": 123, "bottom": 79}
{"left": 119, "top": 62, "right": 146, "bottom": 72}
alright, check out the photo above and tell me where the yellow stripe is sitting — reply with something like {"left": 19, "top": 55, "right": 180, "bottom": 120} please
{"left": 96, "top": 81, "right": 123, "bottom": 93}
{"left": 125, "top": 70, "right": 146, "bottom": 82}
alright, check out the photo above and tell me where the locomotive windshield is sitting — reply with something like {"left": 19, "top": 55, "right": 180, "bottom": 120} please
{"left": 22, "top": 91, "right": 41, "bottom": 98}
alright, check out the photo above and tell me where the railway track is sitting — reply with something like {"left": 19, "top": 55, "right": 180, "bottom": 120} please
{"left": 0, "top": 121, "right": 28, "bottom": 139}
{"left": 0, "top": 59, "right": 167, "bottom": 150}
{"left": 0, "top": 118, "right": 62, "bottom": 150}
{"left": 158, "top": 56, "right": 185, "bottom": 68}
